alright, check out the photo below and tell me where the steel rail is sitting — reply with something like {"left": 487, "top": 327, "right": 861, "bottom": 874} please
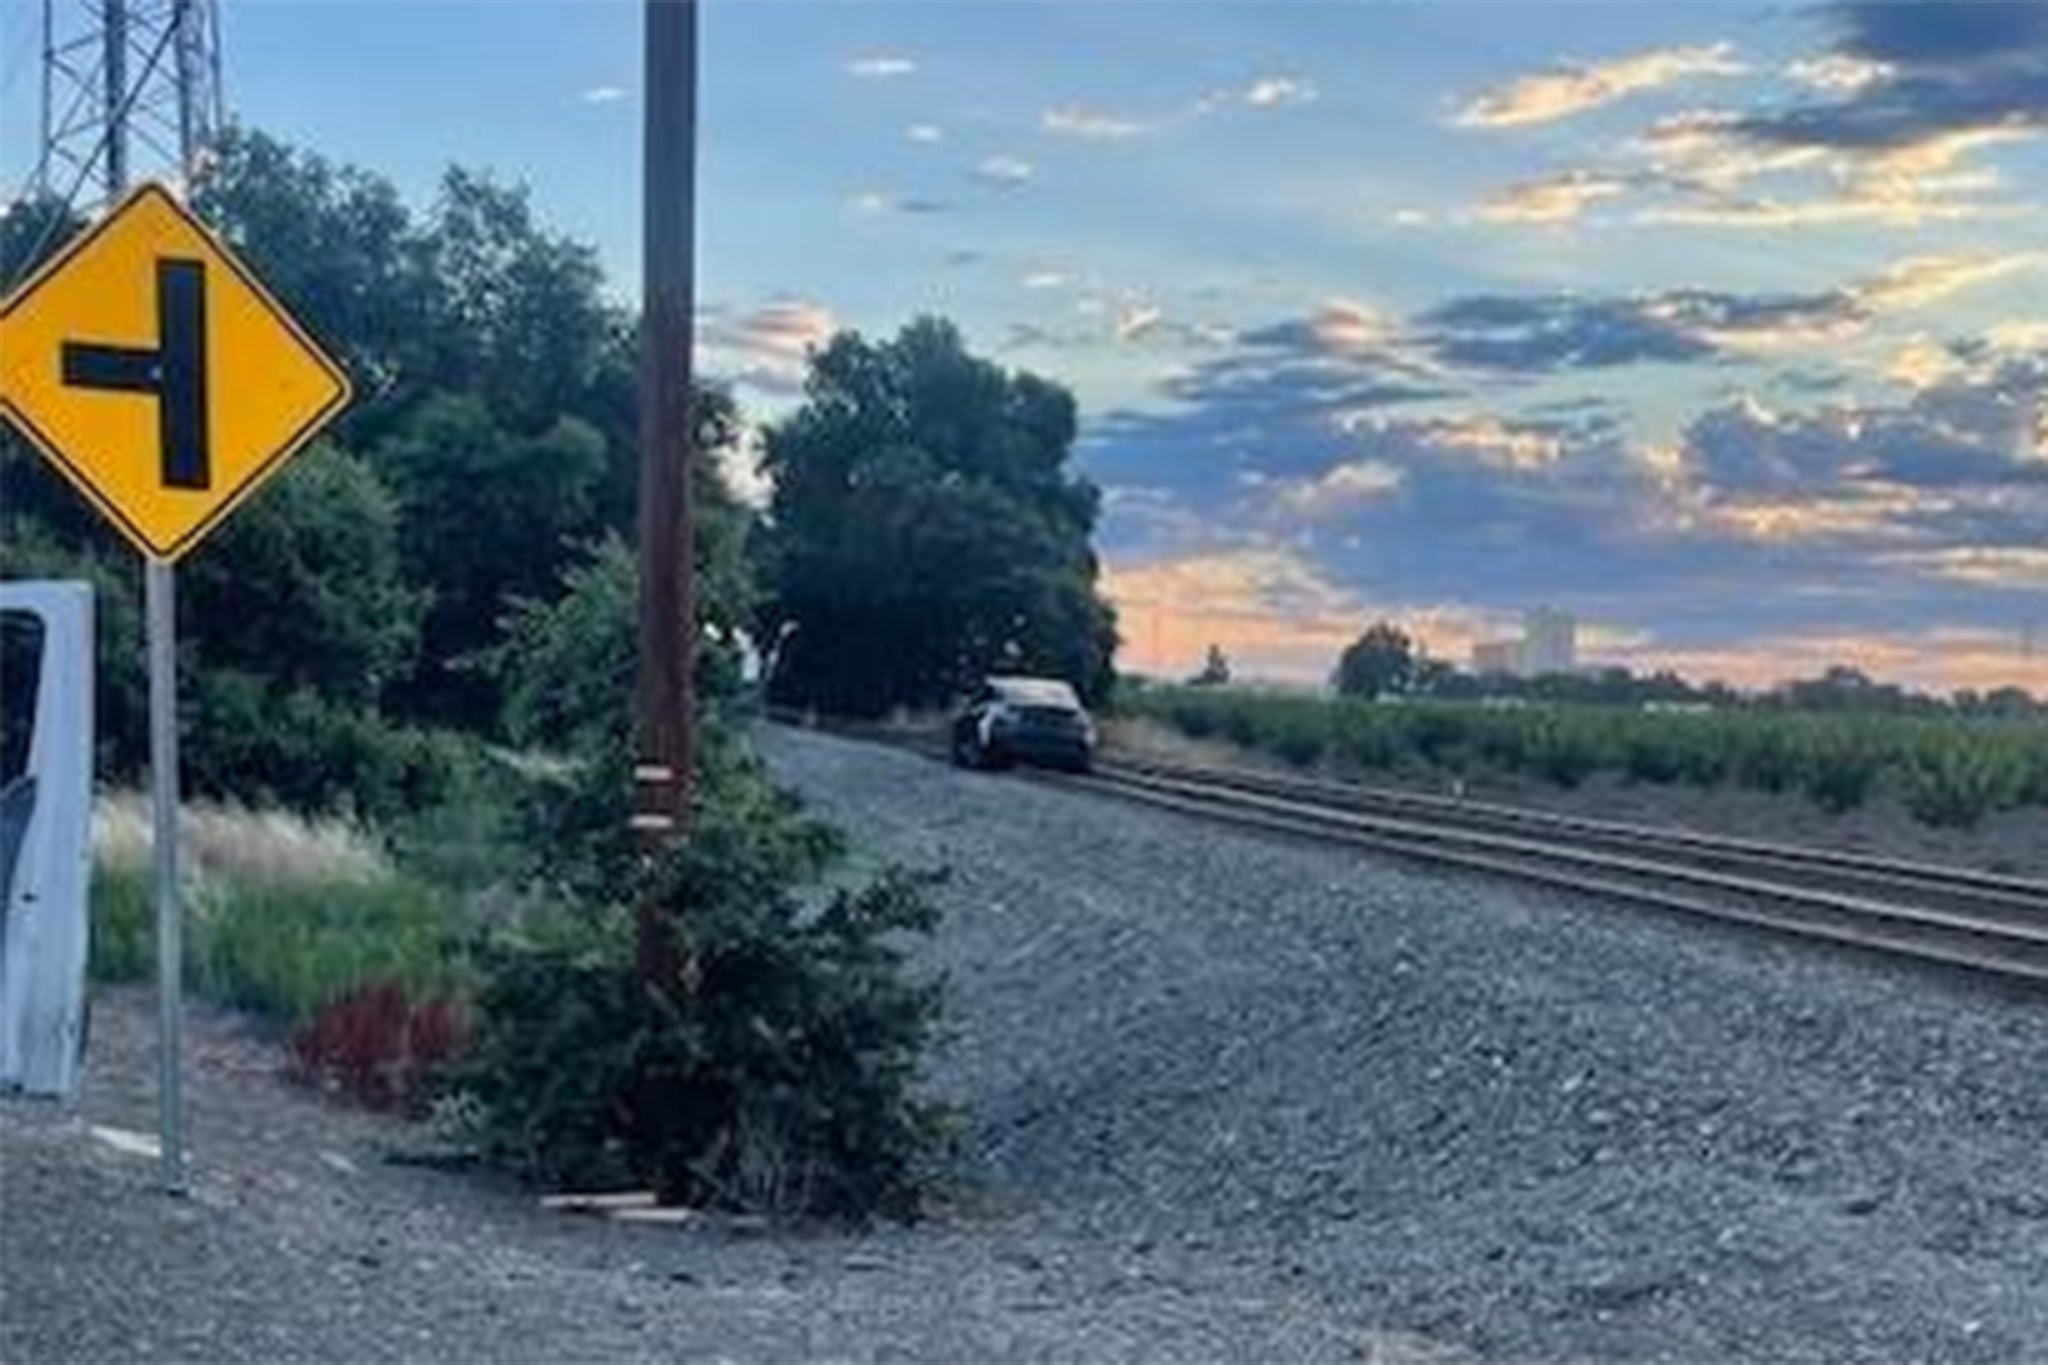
{"left": 766, "top": 715, "right": 2048, "bottom": 982}
{"left": 1100, "top": 756, "right": 2048, "bottom": 919}
{"left": 1069, "top": 762, "right": 2048, "bottom": 985}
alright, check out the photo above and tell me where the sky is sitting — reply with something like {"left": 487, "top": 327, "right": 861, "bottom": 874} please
{"left": 3, "top": 0, "right": 2045, "bottom": 693}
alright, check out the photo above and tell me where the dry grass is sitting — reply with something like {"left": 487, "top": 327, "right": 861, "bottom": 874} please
{"left": 93, "top": 791, "right": 390, "bottom": 891}
{"left": 1099, "top": 713, "right": 1258, "bottom": 768}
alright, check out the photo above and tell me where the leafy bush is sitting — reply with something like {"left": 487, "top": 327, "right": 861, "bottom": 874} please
{"left": 1799, "top": 732, "right": 1880, "bottom": 814}
{"left": 183, "top": 673, "right": 469, "bottom": 824}
{"left": 1899, "top": 736, "right": 2024, "bottom": 829}
{"left": 1122, "top": 685, "right": 2048, "bottom": 827}
{"left": 290, "top": 980, "right": 467, "bottom": 1114}
{"left": 1526, "top": 716, "right": 1602, "bottom": 788}
{"left": 1735, "top": 723, "right": 1800, "bottom": 793}
{"left": 456, "top": 755, "right": 952, "bottom": 1220}
{"left": 192, "top": 874, "right": 463, "bottom": 1023}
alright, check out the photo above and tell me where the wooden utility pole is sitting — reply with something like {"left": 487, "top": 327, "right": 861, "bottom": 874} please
{"left": 633, "top": 0, "right": 698, "bottom": 981}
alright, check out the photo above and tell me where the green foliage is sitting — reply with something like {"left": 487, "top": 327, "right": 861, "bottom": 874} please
{"left": 1333, "top": 621, "right": 1418, "bottom": 699}
{"left": 457, "top": 756, "right": 951, "bottom": 1220}
{"left": 7, "top": 130, "right": 751, "bottom": 813}
{"left": 488, "top": 508, "right": 762, "bottom": 901}
{"left": 5, "top": 433, "right": 436, "bottom": 814}
{"left": 183, "top": 672, "right": 466, "bottom": 824}
{"left": 1899, "top": 734, "right": 2026, "bottom": 829}
{"left": 89, "top": 856, "right": 462, "bottom": 1026}
{"left": 1798, "top": 730, "right": 1880, "bottom": 814}
{"left": 185, "top": 445, "right": 427, "bottom": 704}
{"left": 1524, "top": 716, "right": 1604, "bottom": 789}
{"left": 1188, "top": 645, "right": 1231, "bottom": 687}
{"left": 193, "top": 875, "right": 463, "bottom": 1024}
{"left": 0, "top": 516, "right": 144, "bottom": 778}
{"left": 1126, "top": 685, "right": 2048, "bottom": 827}
{"left": 187, "top": 128, "right": 746, "bottom": 737}
{"left": 760, "top": 318, "right": 1117, "bottom": 716}
{"left": 88, "top": 866, "right": 154, "bottom": 984}
{"left": 375, "top": 396, "right": 608, "bottom": 727}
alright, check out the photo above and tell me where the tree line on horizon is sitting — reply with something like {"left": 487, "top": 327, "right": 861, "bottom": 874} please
{"left": 1181, "top": 625, "right": 2042, "bottom": 720}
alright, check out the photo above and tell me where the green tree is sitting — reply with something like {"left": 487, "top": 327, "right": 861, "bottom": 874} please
{"left": 195, "top": 130, "right": 660, "bottom": 733}
{"left": 759, "top": 318, "right": 1117, "bottom": 716}
{"left": 1189, "top": 644, "right": 1231, "bottom": 687}
{"left": 374, "top": 396, "right": 607, "bottom": 726}
{"left": 1333, "top": 621, "right": 1417, "bottom": 698}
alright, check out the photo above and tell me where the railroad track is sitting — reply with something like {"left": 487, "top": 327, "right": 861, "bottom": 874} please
{"left": 1068, "top": 757, "right": 2048, "bottom": 986}
{"left": 767, "top": 713, "right": 2048, "bottom": 984}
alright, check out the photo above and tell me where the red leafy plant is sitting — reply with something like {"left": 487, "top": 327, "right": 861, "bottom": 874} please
{"left": 289, "top": 979, "right": 467, "bottom": 1114}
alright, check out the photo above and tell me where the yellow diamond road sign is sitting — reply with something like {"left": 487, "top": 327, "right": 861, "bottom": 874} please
{"left": 0, "top": 182, "right": 351, "bottom": 561}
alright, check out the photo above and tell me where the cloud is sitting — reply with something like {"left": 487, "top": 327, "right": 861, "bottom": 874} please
{"left": 1663, "top": 359, "right": 2048, "bottom": 564}
{"left": 1039, "top": 73, "right": 1319, "bottom": 155}
{"left": 1631, "top": 118, "right": 2028, "bottom": 229}
{"left": 845, "top": 55, "right": 916, "bottom": 79}
{"left": 846, "top": 190, "right": 952, "bottom": 215}
{"left": 1043, "top": 105, "right": 1153, "bottom": 139}
{"left": 905, "top": 123, "right": 945, "bottom": 144}
{"left": 578, "top": 85, "right": 626, "bottom": 105}
{"left": 698, "top": 299, "right": 836, "bottom": 395}
{"left": 1116, "top": 303, "right": 1165, "bottom": 343}
{"left": 1833, "top": 1, "right": 2048, "bottom": 70}
{"left": 713, "top": 428, "right": 775, "bottom": 510}
{"left": 1635, "top": 189, "right": 2012, "bottom": 230}
{"left": 1616, "top": 626, "right": 2048, "bottom": 695}
{"left": 1101, "top": 545, "right": 1507, "bottom": 683}
{"left": 1457, "top": 43, "right": 1746, "bottom": 129}
{"left": 1882, "top": 546, "right": 2048, "bottom": 589}
{"left": 1006, "top": 297, "right": 1230, "bottom": 355}
{"left": 1885, "top": 337, "right": 1963, "bottom": 391}
{"left": 1418, "top": 292, "right": 1718, "bottom": 372}
{"left": 1475, "top": 171, "right": 1632, "bottom": 225}
{"left": 971, "top": 155, "right": 1035, "bottom": 188}
{"left": 1265, "top": 459, "right": 1407, "bottom": 519}
{"left": 1854, "top": 250, "right": 2048, "bottom": 310}
{"left": 1787, "top": 54, "right": 1893, "bottom": 93}
{"left": 1984, "top": 320, "right": 2048, "bottom": 354}
{"left": 1389, "top": 415, "right": 1569, "bottom": 472}
{"left": 1413, "top": 250, "right": 2045, "bottom": 373}
{"left": 1634, "top": 110, "right": 1834, "bottom": 190}
{"left": 1086, "top": 297, "right": 2047, "bottom": 694}
{"left": 1723, "top": 3, "right": 2048, "bottom": 169}
{"left": 1020, "top": 271, "right": 1072, "bottom": 291}
{"left": 1243, "top": 76, "right": 1319, "bottom": 110}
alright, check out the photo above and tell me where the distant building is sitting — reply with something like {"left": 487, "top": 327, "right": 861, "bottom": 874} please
{"left": 1471, "top": 640, "right": 1520, "bottom": 676}
{"left": 1521, "top": 607, "right": 1577, "bottom": 677}
{"left": 1470, "top": 607, "right": 1578, "bottom": 679}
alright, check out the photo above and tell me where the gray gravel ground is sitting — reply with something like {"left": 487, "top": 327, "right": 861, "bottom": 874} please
{"left": 6, "top": 724, "right": 2046, "bottom": 1364}
{"left": 765, "top": 727, "right": 2048, "bottom": 1363}
{"left": 1, "top": 989, "right": 1441, "bottom": 1365}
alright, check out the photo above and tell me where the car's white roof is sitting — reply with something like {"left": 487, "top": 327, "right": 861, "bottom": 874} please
{"left": 987, "top": 676, "right": 1083, "bottom": 706}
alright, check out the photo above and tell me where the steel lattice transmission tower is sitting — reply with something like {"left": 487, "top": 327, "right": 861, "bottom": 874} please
{"left": 34, "top": 0, "right": 224, "bottom": 211}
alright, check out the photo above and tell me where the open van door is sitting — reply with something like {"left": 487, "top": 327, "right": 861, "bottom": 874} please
{"left": 1, "top": 581, "right": 94, "bottom": 1097}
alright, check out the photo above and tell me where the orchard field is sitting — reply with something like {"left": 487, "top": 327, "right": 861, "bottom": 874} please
{"left": 1122, "top": 685, "right": 2048, "bottom": 831}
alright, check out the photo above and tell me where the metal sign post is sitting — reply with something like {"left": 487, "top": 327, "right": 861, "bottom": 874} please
{"left": 145, "top": 561, "right": 182, "bottom": 1191}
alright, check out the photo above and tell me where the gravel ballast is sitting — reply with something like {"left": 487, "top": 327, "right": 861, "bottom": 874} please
{"left": 764, "top": 727, "right": 2048, "bottom": 1363}
{"left": 5, "top": 724, "right": 2046, "bottom": 1363}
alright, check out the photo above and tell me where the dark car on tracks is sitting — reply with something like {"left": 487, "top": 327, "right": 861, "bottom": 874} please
{"left": 950, "top": 676, "right": 1097, "bottom": 773}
